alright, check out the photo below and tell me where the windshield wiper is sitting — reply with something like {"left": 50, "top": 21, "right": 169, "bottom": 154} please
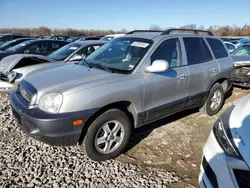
{"left": 90, "top": 63, "right": 113, "bottom": 73}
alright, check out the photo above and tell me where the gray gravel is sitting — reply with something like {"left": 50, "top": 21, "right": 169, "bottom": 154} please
{"left": 0, "top": 93, "right": 189, "bottom": 188}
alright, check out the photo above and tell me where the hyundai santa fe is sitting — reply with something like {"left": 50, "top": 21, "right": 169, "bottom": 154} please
{"left": 10, "top": 29, "right": 234, "bottom": 161}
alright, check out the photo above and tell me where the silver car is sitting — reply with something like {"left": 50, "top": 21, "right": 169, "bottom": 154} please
{"left": 0, "top": 40, "right": 107, "bottom": 93}
{"left": 10, "top": 29, "right": 234, "bottom": 161}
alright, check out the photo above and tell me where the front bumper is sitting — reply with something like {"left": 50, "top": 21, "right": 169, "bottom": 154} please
{"left": 10, "top": 92, "right": 98, "bottom": 146}
{"left": 0, "top": 80, "right": 15, "bottom": 93}
{"left": 232, "top": 68, "right": 250, "bottom": 88}
{"left": 199, "top": 131, "right": 249, "bottom": 188}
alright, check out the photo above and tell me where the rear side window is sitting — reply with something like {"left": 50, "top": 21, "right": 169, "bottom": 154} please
{"left": 206, "top": 38, "right": 228, "bottom": 59}
{"left": 184, "top": 38, "right": 212, "bottom": 65}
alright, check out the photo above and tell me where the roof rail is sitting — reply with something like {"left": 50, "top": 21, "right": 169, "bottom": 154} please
{"left": 162, "top": 28, "right": 214, "bottom": 36}
{"left": 126, "top": 30, "right": 162, "bottom": 35}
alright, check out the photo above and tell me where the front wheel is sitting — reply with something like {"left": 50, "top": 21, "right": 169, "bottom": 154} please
{"left": 81, "top": 109, "right": 132, "bottom": 161}
{"left": 200, "top": 83, "right": 225, "bottom": 116}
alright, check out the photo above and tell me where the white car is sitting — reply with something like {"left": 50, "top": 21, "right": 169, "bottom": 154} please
{"left": 100, "top": 34, "right": 125, "bottom": 41}
{"left": 224, "top": 41, "right": 236, "bottom": 53}
{"left": 199, "top": 94, "right": 250, "bottom": 188}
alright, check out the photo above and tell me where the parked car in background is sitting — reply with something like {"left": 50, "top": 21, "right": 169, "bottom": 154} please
{"left": 0, "top": 34, "right": 29, "bottom": 45}
{"left": 47, "top": 40, "right": 107, "bottom": 62}
{"left": 66, "top": 37, "right": 81, "bottom": 42}
{"left": 231, "top": 46, "right": 250, "bottom": 88}
{"left": 37, "top": 36, "right": 50, "bottom": 39}
{"left": 77, "top": 36, "right": 104, "bottom": 41}
{"left": 100, "top": 34, "right": 125, "bottom": 41}
{"left": 199, "top": 94, "right": 250, "bottom": 188}
{"left": 223, "top": 41, "right": 236, "bottom": 53}
{"left": 48, "top": 35, "right": 71, "bottom": 41}
{"left": 10, "top": 29, "right": 234, "bottom": 161}
{"left": 0, "top": 40, "right": 107, "bottom": 93}
{"left": 0, "top": 38, "right": 33, "bottom": 51}
{"left": 231, "top": 43, "right": 250, "bottom": 56}
{"left": 236, "top": 38, "right": 250, "bottom": 48}
{"left": 0, "top": 39, "right": 68, "bottom": 61}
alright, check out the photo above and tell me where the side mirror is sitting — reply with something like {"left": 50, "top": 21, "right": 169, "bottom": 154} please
{"left": 69, "top": 55, "right": 83, "bottom": 61}
{"left": 24, "top": 49, "right": 30, "bottom": 54}
{"left": 146, "top": 60, "right": 169, "bottom": 73}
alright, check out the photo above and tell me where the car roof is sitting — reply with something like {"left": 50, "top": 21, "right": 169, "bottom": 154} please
{"left": 25, "top": 39, "right": 69, "bottom": 43}
{"left": 122, "top": 32, "right": 218, "bottom": 40}
{"left": 224, "top": 41, "right": 235, "bottom": 45}
{"left": 72, "top": 40, "right": 108, "bottom": 46}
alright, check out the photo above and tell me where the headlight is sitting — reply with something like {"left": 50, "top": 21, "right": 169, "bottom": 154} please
{"left": 38, "top": 93, "right": 63, "bottom": 113}
{"left": 213, "top": 118, "right": 241, "bottom": 159}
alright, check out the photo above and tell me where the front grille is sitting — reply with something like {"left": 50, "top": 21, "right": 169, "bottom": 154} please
{"left": 202, "top": 156, "right": 218, "bottom": 188}
{"left": 234, "top": 169, "right": 250, "bottom": 188}
{"left": 19, "top": 84, "right": 32, "bottom": 102}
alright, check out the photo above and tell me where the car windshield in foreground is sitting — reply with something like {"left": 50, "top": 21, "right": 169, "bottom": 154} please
{"left": 47, "top": 43, "right": 81, "bottom": 61}
{"left": 79, "top": 37, "right": 152, "bottom": 73}
{"left": 6, "top": 40, "right": 32, "bottom": 52}
{"left": 231, "top": 45, "right": 250, "bottom": 56}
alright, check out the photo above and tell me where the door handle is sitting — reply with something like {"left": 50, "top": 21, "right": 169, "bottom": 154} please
{"left": 177, "top": 74, "right": 187, "bottom": 80}
{"left": 210, "top": 68, "right": 217, "bottom": 73}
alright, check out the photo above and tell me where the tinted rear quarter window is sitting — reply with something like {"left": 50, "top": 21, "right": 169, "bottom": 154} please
{"left": 183, "top": 38, "right": 212, "bottom": 65}
{"left": 206, "top": 38, "right": 228, "bottom": 59}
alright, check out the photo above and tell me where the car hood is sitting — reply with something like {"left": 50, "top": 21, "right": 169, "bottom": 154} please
{"left": 232, "top": 56, "right": 250, "bottom": 67}
{"left": 0, "top": 54, "right": 51, "bottom": 75}
{"left": 24, "top": 64, "right": 129, "bottom": 97}
{"left": 229, "top": 94, "right": 250, "bottom": 167}
{"left": 0, "top": 51, "right": 13, "bottom": 62}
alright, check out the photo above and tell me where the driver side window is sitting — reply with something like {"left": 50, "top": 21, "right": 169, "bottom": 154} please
{"left": 76, "top": 45, "right": 101, "bottom": 58}
{"left": 151, "top": 38, "right": 182, "bottom": 68}
{"left": 24, "top": 43, "right": 48, "bottom": 54}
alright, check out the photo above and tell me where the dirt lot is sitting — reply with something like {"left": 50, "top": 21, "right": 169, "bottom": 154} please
{"left": 1, "top": 87, "right": 249, "bottom": 187}
{"left": 118, "top": 87, "right": 250, "bottom": 187}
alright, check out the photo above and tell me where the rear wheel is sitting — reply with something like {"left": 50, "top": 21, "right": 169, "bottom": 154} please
{"left": 200, "top": 83, "right": 224, "bottom": 116}
{"left": 80, "top": 109, "right": 132, "bottom": 161}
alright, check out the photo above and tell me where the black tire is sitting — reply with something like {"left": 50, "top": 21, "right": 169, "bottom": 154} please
{"left": 80, "top": 109, "right": 132, "bottom": 161}
{"left": 200, "top": 83, "right": 225, "bottom": 116}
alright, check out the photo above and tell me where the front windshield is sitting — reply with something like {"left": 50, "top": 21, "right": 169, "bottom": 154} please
{"left": 6, "top": 40, "right": 32, "bottom": 52}
{"left": 80, "top": 37, "right": 152, "bottom": 73}
{"left": 0, "top": 40, "right": 16, "bottom": 50}
{"left": 47, "top": 43, "right": 81, "bottom": 61}
{"left": 231, "top": 45, "right": 250, "bottom": 56}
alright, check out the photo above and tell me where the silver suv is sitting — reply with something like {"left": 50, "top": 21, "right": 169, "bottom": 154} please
{"left": 10, "top": 29, "right": 234, "bottom": 161}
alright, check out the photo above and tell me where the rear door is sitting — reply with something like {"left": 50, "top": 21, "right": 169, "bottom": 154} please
{"left": 183, "top": 37, "right": 219, "bottom": 107}
{"left": 143, "top": 38, "right": 189, "bottom": 122}
{"left": 206, "top": 38, "right": 233, "bottom": 80}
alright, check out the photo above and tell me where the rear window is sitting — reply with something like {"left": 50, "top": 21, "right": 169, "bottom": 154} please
{"left": 206, "top": 38, "right": 228, "bottom": 59}
{"left": 183, "top": 38, "right": 212, "bottom": 65}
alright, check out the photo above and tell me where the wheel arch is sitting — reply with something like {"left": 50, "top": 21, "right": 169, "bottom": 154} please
{"left": 78, "top": 101, "right": 138, "bottom": 144}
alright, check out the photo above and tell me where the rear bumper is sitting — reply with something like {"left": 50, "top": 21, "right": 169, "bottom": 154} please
{"left": 10, "top": 92, "right": 98, "bottom": 146}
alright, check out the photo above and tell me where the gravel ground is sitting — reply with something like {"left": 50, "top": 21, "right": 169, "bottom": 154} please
{"left": 0, "top": 93, "right": 194, "bottom": 188}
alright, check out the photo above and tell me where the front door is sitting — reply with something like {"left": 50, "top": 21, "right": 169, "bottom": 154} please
{"left": 143, "top": 38, "right": 189, "bottom": 123}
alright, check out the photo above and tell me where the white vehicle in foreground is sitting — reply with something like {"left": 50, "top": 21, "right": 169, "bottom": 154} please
{"left": 199, "top": 95, "right": 250, "bottom": 188}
